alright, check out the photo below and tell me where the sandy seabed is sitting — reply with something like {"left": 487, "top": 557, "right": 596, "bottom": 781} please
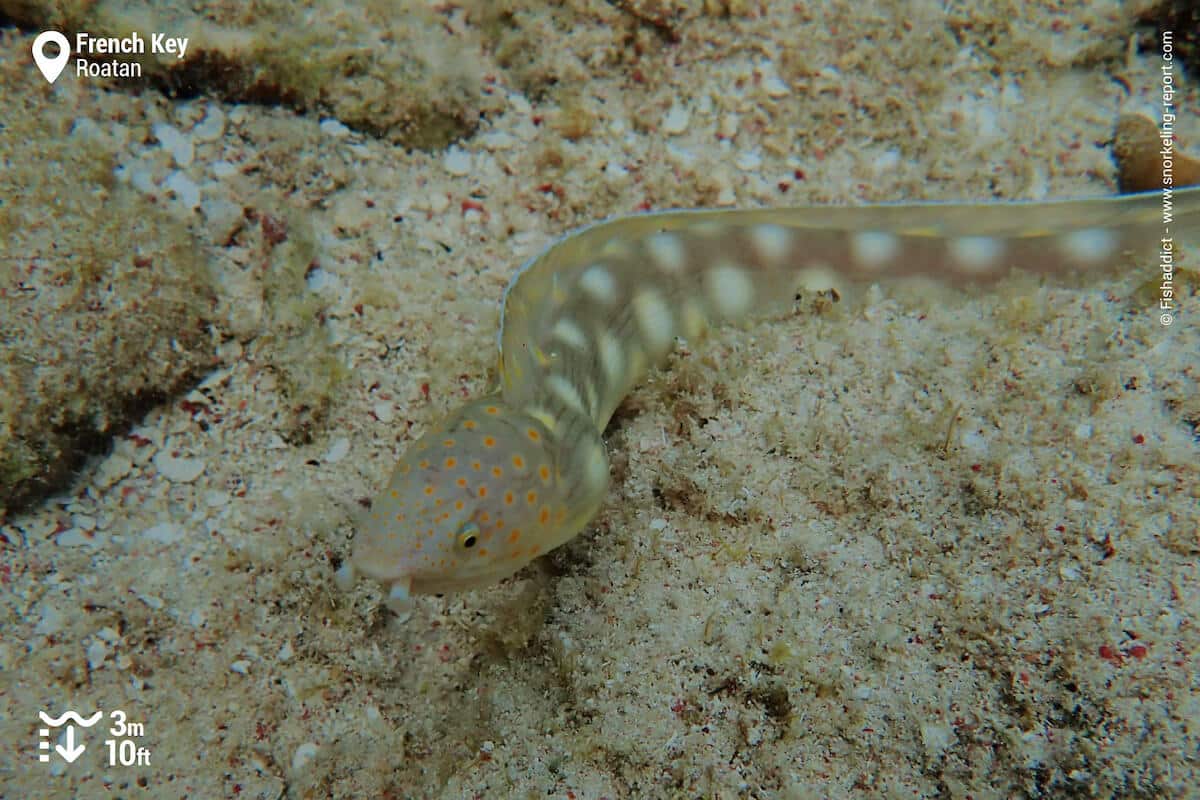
{"left": 1, "top": 2, "right": 1197, "bottom": 798}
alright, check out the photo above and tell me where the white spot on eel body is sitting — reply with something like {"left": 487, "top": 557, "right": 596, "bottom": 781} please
{"left": 1059, "top": 228, "right": 1117, "bottom": 264}
{"left": 750, "top": 223, "right": 792, "bottom": 266}
{"left": 599, "top": 237, "right": 635, "bottom": 260}
{"left": 850, "top": 231, "right": 900, "bottom": 271}
{"left": 526, "top": 407, "right": 559, "bottom": 433}
{"left": 551, "top": 318, "right": 589, "bottom": 351}
{"left": 633, "top": 289, "right": 675, "bottom": 356}
{"left": 582, "top": 380, "right": 599, "bottom": 420}
{"left": 948, "top": 235, "right": 1005, "bottom": 274}
{"left": 597, "top": 330, "right": 625, "bottom": 387}
{"left": 579, "top": 264, "right": 618, "bottom": 305}
{"left": 705, "top": 264, "right": 754, "bottom": 318}
{"left": 545, "top": 373, "right": 588, "bottom": 415}
{"left": 584, "top": 440, "right": 609, "bottom": 491}
{"left": 625, "top": 342, "right": 647, "bottom": 387}
{"left": 645, "top": 233, "right": 687, "bottom": 273}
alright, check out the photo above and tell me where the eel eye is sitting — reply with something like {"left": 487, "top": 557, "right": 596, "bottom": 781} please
{"left": 456, "top": 522, "right": 480, "bottom": 551}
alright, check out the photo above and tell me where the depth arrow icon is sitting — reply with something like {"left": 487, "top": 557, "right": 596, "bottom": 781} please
{"left": 56, "top": 725, "right": 85, "bottom": 763}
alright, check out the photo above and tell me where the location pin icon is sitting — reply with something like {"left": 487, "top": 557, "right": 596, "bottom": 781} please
{"left": 33, "top": 31, "right": 71, "bottom": 84}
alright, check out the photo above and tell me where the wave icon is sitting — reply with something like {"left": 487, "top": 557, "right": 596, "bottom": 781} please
{"left": 39, "top": 710, "right": 103, "bottom": 727}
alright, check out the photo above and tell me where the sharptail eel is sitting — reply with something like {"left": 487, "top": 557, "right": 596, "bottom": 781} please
{"left": 337, "top": 186, "right": 1200, "bottom": 611}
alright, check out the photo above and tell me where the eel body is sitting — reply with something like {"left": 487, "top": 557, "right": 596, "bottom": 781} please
{"left": 339, "top": 187, "right": 1199, "bottom": 611}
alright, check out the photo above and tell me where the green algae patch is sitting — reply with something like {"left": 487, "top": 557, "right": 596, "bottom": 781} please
{"left": 0, "top": 60, "right": 216, "bottom": 516}
{"left": 0, "top": 0, "right": 486, "bottom": 149}
{"left": 255, "top": 209, "right": 346, "bottom": 444}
